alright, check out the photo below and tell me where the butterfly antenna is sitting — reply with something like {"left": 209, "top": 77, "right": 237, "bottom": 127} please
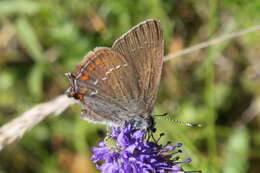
{"left": 155, "top": 116, "right": 202, "bottom": 128}
{"left": 155, "top": 112, "right": 169, "bottom": 117}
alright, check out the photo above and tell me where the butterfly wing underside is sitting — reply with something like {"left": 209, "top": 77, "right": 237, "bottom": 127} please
{"left": 112, "top": 19, "right": 164, "bottom": 113}
{"left": 67, "top": 47, "right": 145, "bottom": 125}
{"left": 66, "top": 19, "right": 163, "bottom": 127}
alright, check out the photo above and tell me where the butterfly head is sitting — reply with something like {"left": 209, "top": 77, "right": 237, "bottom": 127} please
{"left": 130, "top": 112, "right": 155, "bottom": 131}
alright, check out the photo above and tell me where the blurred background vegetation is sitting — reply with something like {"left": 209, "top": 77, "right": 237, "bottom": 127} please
{"left": 0, "top": 0, "right": 259, "bottom": 172}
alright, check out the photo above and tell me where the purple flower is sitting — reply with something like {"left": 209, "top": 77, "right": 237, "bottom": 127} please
{"left": 92, "top": 124, "right": 192, "bottom": 173}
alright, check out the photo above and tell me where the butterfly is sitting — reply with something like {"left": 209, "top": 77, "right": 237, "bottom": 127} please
{"left": 66, "top": 19, "right": 164, "bottom": 129}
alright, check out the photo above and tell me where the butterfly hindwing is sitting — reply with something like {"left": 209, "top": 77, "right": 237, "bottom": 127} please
{"left": 67, "top": 47, "right": 146, "bottom": 125}
{"left": 112, "top": 19, "right": 164, "bottom": 113}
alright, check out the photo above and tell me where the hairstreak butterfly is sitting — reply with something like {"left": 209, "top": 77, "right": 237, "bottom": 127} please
{"left": 66, "top": 19, "right": 163, "bottom": 129}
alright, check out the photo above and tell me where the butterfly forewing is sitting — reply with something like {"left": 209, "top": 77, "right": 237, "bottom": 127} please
{"left": 112, "top": 19, "right": 164, "bottom": 113}
{"left": 66, "top": 19, "right": 164, "bottom": 128}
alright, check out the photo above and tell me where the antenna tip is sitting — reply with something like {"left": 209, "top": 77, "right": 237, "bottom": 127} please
{"left": 197, "top": 123, "right": 202, "bottom": 128}
{"left": 193, "top": 123, "right": 202, "bottom": 128}
{"left": 189, "top": 123, "right": 202, "bottom": 128}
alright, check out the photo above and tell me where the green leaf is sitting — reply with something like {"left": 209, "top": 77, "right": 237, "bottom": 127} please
{"left": 0, "top": 1, "right": 40, "bottom": 15}
{"left": 0, "top": 71, "right": 14, "bottom": 90}
{"left": 223, "top": 126, "right": 249, "bottom": 173}
{"left": 27, "top": 63, "right": 45, "bottom": 98}
{"left": 15, "top": 17, "right": 44, "bottom": 63}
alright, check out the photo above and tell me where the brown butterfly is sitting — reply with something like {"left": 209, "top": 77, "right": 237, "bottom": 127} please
{"left": 66, "top": 19, "right": 164, "bottom": 129}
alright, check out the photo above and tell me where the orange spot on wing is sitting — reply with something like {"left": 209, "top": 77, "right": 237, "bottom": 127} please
{"left": 87, "top": 64, "right": 96, "bottom": 71}
{"left": 73, "top": 93, "right": 84, "bottom": 100}
{"left": 79, "top": 89, "right": 88, "bottom": 95}
{"left": 81, "top": 72, "right": 89, "bottom": 81}
{"left": 95, "top": 59, "right": 103, "bottom": 65}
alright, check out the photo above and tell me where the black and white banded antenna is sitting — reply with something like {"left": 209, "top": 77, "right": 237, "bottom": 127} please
{"left": 155, "top": 113, "right": 202, "bottom": 128}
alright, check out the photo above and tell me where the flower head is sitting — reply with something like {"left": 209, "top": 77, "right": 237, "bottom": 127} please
{"left": 92, "top": 124, "right": 192, "bottom": 173}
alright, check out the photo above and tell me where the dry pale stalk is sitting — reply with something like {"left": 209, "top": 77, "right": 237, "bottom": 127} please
{"left": 0, "top": 95, "right": 75, "bottom": 150}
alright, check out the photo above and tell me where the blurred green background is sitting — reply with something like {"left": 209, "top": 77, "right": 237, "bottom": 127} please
{"left": 0, "top": 0, "right": 259, "bottom": 172}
